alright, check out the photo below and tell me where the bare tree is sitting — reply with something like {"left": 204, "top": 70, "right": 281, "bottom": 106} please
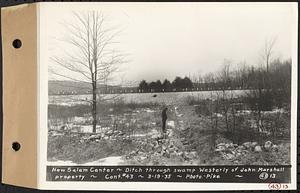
{"left": 261, "top": 37, "right": 276, "bottom": 73}
{"left": 203, "top": 72, "right": 215, "bottom": 90}
{"left": 218, "top": 59, "right": 232, "bottom": 134}
{"left": 191, "top": 71, "right": 203, "bottom": 90}
{"left": 235, "top": 61, "right": 248, "bottom": 89}
{"left": 244, "top": 38, "right": 277, "bottom": 142}
{"left": 50, "top": 11, "right": 126, "bottom": 133}
{"left": 219, "top": 59, "right": 232, "bottom": 89}
{"left": 210, "top": 91, "right": 221, "bottom": 150}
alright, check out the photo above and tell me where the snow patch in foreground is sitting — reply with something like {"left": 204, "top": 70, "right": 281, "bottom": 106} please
{"left": 167, "top": 121, "right": 175, "bottom": 128}
{"left": 85, "top": 156, "right": 124, "bottom": 165}
{"left": 48, "top": 156, "right": 124, "bottom": 166}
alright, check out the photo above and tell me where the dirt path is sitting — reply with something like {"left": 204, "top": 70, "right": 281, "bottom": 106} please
{"left": 121, "top": 105, "right": 202, "bottom": 165}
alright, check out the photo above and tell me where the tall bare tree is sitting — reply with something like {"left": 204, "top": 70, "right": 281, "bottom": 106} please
{"left": 218, "top": 59, "right": 232, "bottom": 133}
{"left": 50, "top": 11, "right": 126, "bottom": 133}
{"left": 261, "top": 37, "right": 276, "bottom": 73}
{"left": 245, "top": 38, "right": 277, "bottom": 141}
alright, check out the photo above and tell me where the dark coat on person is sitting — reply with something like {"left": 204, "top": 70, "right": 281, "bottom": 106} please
{"left": 162, "top": 108, "right": 168, "bottom": 121}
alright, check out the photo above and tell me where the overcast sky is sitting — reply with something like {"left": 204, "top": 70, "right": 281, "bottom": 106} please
{"left": 44, "top": 2, "right": 297, "bottom": 86}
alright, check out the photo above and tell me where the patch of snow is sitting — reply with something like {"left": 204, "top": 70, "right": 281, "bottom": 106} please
{"left": 237, "top": 110, "right": 252, "bottom": 115}
{"left": 85, "top": 156, "right": 124, "bottom": 165}
{"left": 76, "top": 125, "right": 110, "bottom": 133}
{"left": 48, "top": 156, "right": 124, "bottom": 166}
{"left": 145, "top": 108, "right": 155, "bottom": 113}
{"left": 51, "top": 132, "right": 64, "bottom": 136}
{"left": 133, "top": 129, "right": 160, "bottom": 138}
{"left": 263, "top": 108, "right": 285, "bottom": 114}
{"left": 132, "top": 133, "right": 147, "bottom": 137}
{"left": 167, "top": 121, "right": 175, "bottom": 128}
{"left": 213, "top": 113, "right": 223, "bottom": 118}
{"left": 73, "top": 116, "right": 87, "bottom": 123}
{"left": 47, "top": 160, "right": 78, "bottom": 166}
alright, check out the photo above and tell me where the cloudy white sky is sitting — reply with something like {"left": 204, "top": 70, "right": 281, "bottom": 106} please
{"left": 43, "top": 2, "right": 297, "bottom": 85}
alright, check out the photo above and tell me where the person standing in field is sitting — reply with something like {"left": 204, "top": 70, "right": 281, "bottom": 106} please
{"left": 162, "top": 107, "right": 168, "bottom": 138}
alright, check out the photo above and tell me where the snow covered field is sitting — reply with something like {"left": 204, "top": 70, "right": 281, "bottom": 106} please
{"left": 49, "top": 90, "right": 247, "bottom": 106}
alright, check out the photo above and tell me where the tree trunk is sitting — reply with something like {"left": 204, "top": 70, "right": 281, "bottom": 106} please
{"left": 257, "top": 86, "right": 262, "bottom": 143}
{"left": 92, "top": 82, "right": 97, "bottom": 133}
{"left": 212, "top": 96, "right": 219, "bottom": 149}
{"left": 222, "top": 91, "right": 229, "bottom": 133}
{"left": 224, "top": 111, "right": 229, "bottom": 133}
{"left": 231, "top": 105, "right": 236, "bottom": 143}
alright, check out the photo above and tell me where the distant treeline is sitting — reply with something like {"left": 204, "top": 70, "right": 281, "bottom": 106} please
{"left": 137, "top": 58, "right": 291, "bottom": 94}
{"left": 138, "top": 77, "right": 193, "bottom": 92}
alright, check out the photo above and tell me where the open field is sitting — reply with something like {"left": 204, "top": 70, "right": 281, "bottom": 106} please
{"left": 49, "top": 90, "right": 247, "bottom": 106}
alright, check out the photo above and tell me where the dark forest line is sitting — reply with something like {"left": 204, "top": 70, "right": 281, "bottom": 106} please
{"left": 137, "top": 58, "right": 291, "bottom": 94}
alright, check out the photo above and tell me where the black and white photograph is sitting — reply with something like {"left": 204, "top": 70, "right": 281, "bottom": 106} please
{"left": 43, "top": 3, "right": 297, "bottom": 186}
{"left": 0, "top": 1, "right": 298, "bottom": 191}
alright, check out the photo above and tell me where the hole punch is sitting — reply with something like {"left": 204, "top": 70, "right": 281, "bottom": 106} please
{"left": 12, "top": 39, "right": 22, "bottom": 49}
{"left": 12, "top": 142, "right": 21, "bottom": 151}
